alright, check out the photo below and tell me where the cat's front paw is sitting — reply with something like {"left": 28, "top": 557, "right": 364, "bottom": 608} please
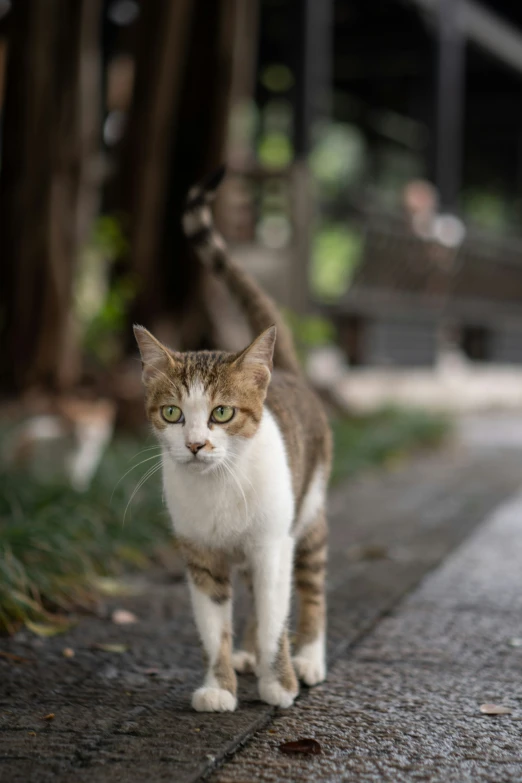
{"left": 293, "top": 654, "right": 326, "bottom": 686}
{"left": 258, "top": 677, "right": 298, "bottom": 709}
{"left": 293, "top": 637, "right": 326, "bottom": 686}
{"left": 232, "top": 650, "right": 256, "bottom": 674}
{"left": 192, "top": 687, "right": 237, "bottom": 712}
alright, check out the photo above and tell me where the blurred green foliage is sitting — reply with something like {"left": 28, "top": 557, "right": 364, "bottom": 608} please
{"left": 283, "top": 308, "right": 335, "bottom": 360}
{"left": 331, "top": 408, "right": 450, "bottom": 485}
{"left": 258, "top": 131, "right": 294, "bottom": 169}
{"left": 76, "top": 214, "right": 135, "bottom": 367}
{"left": 260, "top": 64, "right": 294, "bottom": 92}
{"left": 310, "top": 222, "right": 362, "bottom": 300}
{"left": 83, "top": 277, "right": 136, "bottom": 366}
{"left": 463, "top": 190, "right": 508, "bottom": 232}
{"left": 310, "top": 123, "right": 366, "bottom": 195}
{"left": 258, "top": 97, "right": 294, "bottom": 169}
{"left": 91, "top": 214, "right": 129, "bottom": 259}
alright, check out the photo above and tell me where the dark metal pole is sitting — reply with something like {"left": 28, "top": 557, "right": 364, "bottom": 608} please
{"left": 436, "top": 0, "right": 465, "bottom": 212}
{"left": 289, "top": 0, "right": 333, "bottom": 312}
{"left": 294, "top": 0, "right": 333, "bottom": 157}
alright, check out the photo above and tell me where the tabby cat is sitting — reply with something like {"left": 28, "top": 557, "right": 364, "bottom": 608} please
{"left": 134, "top": 168, "right": 332, "bottom": 712}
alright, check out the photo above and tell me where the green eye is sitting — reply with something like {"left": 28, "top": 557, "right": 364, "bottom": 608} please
{"left": 161, "top": 405, "right": 183, "bottom": 423}
{"left": 211, "top": 405, "right": 235, "bottom": 424}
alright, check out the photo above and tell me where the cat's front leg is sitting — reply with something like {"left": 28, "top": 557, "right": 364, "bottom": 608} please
{"left": 251, "top": 535, "right": 298, "bottom": 708}
{"left": 181, "top": 541, "right": 237, "bottom": 712}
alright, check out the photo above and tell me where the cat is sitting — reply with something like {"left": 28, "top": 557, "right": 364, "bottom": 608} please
{"left": 134, "top": 167, "right": 332, "bottom": 712}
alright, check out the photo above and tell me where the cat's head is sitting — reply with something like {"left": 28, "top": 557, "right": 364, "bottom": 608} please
{"left": 134, "top": 325, "right": 276, "bottom": 472}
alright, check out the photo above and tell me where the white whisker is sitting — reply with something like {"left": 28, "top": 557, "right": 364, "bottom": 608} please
{"left": 221, "top": 457, "right": 249, "bottom": 519}
{"left": 128, "top": 445, "right": 163, "bottom": 462}
{"left": 111, "top": 454, "right": 163, "bottom": 503}
{"left": 224, "top": 456, "right": 259, "bottom": 502}
{"left": 122, "top": 460, "right": 163, "bottom": 526}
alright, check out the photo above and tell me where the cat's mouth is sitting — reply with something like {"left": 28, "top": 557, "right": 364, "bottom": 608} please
{"left": 172, "top": 450, "right": 222, "bottom": 472}
{"left": 162, "top": 442, "right": 225, "bottom": 472}
{"left": 189, "top": 453, "right": 212, "bottom": 465}
{"left": 186, "top": 455, "right": 222, "bottom": 475}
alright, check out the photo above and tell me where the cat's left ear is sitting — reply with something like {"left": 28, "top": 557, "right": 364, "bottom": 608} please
{"left": 234, "top": 326, "right": 276, "bottom": 385}
{"left": 133, "top": 325, "right": 178, "bottom": 386}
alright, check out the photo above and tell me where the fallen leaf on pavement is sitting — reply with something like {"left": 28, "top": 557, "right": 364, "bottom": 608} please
{"left": 28, "top": 731, "right": 36, "bottom": 736}
{"left": 279, "top": 738, "right": 322, "bottom": 755}
{"left": 41, "top": 713, "right": 55, "bottom": 721}
{"left": 345, "top": 544, "right": 388, "bottom": 562}
{"left": 91, "top": 577, "right": 141, "bottom": 597}
{"left": 0, "top": 651, "right": 33, "bottom": 664}
{"left": 143, "top": 667, "right": 160, "bottom": 676}
{"left": 480, "top": 703, "right": 512, "bottom": 715}
{"left": 92, "top": 643, "right": 129, "bottom": 653}
{"left": 508, "top": 638, "right": 522, "bottom": 648}
{"left": 25, "top": 620, "right": 73, "bottom": 637}
{"left": 62, "top": 648, "right": 75, "bottom": 658}
{"left": 111, "top": 609, "right": 138, "bottom": 625}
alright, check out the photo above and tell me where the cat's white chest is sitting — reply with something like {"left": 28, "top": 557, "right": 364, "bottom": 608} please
{"left": 163, "top": 463, "right": 255, "bottom": 547}
{"left": 162, "top": 408, "right": 294, "bottom": 550}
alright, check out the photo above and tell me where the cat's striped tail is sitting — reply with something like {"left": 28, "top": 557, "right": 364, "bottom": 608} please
{"left": 182, "top": 166, "right": 301, "bottom": 375}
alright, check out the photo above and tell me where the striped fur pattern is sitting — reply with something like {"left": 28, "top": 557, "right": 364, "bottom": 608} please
{"left": 183, "top": 167, "right": 300, "bottom": 375}
{"left": 134, "top": 168, "right": 331, "bottom": 712}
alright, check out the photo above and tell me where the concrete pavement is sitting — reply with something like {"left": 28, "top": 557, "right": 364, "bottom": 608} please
{"left": 1, "top": 423, "right": 522, "bottom": 782}
{"left": 212, "top": 483, "right": 522, "bottom": 783}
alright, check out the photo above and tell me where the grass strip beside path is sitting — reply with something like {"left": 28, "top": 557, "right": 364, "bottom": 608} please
{"left": 0, "top": 409, "right": 450, "bottom": 633}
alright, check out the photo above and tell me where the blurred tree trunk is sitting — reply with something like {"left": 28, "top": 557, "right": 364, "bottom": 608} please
{"left": 116, "top": 0, "right": 237, "bottom": 350}
{"left": 0, "top": 0, "right": 102, "bottom": 395}
{"left": 164, "top": 0, "right": 237, "bottom": 350}
{"left": 116, "top": 0, "right": 194, "bottom": 340}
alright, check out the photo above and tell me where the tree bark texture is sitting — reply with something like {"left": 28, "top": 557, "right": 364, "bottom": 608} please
{"left": 0, "top": 0, "right": 102, "bottom": 394}
{"left": 116, "top": 0, "right": 238, "bottom": 349}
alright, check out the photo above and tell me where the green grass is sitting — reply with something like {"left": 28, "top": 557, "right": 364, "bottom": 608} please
{"left": 331, "top": 407, "right": 450, "bottom": 485}
{"left": 0, "top": 408, "right": 450, "bottom": 634}
{"left": 0, "top": 435, "right": 169, "bottom": 633}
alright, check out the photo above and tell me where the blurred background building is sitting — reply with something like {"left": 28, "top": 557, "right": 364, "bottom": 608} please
{"left": 2, "top": 0, "right": 522, "bottom": 408}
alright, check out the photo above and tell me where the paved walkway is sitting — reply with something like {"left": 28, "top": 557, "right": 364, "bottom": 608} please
{"left": 213, "top": 480, "right": 522, "bottom": 783}
{"left": 1, "top": 420, "right": 522, "bottom": 782}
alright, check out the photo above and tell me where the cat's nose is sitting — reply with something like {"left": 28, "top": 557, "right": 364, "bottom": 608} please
{"left": 186, "top": 441, "right": 205, "bottom": 454}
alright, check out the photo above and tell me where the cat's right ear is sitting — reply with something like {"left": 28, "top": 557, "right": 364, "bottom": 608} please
{"left": 233, "top": 326, "right": 276, "bottom": 389}
{"left": 133, "top": 325, "right": 177, "bottom": 386}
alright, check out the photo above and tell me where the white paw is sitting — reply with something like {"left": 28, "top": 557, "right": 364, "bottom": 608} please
{"left": 258, "top": 678, "right": 297, "bottom": 709}
{"left": 191, "top": 687, "right": 237, "bottom": 713}
{"left": 293, "top": 654, "right": 326, "bottom": 686}
{"left": 232, "top": 650, "right": 256, "bottom": 674}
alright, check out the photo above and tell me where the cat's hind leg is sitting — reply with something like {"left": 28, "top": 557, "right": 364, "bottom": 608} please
{"left": 232, "top": 568, "right": 257, "bottom": 674}
{"left": 293, "top": 511, "right": 327, "bottom": 686}
{"left": 181, "top": 541, "right": 237, "bottom": 712}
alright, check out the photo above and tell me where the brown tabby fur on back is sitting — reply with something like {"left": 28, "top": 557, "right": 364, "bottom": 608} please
{"left": 267, "top": 372, "right": 331, "bottom": 518}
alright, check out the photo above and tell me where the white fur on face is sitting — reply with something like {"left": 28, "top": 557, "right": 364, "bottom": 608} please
{"left": 163, "top": 406, "right": 295, "bottom": 551}
{"left": 156, "top": 382, "right": 245, "bottom": 473}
